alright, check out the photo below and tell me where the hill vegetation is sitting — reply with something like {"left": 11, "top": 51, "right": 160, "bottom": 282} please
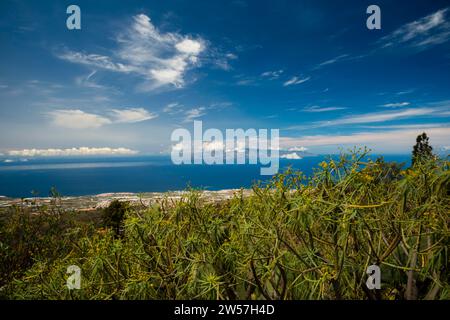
{"left": 0, "top": 145, "right": 449, "bottom": 300}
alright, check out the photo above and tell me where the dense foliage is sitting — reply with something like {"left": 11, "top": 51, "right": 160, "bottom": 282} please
{"left": 412, "top": 132, "right": 434, "bottom": 166}
{"left": 0, "top": 150, "right": 449, "bottom": 300}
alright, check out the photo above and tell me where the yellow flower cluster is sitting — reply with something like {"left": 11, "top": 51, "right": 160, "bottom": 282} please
{"left": 319, "top": 161, "right": 328, "bottom": 169}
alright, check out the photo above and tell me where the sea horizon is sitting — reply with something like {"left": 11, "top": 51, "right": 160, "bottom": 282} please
{"left": 0, "top": 154, "right": 412, "bottom": 198}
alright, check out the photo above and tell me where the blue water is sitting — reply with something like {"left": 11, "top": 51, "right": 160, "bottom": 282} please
{"left": 0, "top": 155, "right": 411, "bottom": 198}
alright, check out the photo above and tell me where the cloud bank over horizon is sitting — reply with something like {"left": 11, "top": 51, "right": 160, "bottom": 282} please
{"left": 5, "top": 147, "right": 138, "bottom": 157}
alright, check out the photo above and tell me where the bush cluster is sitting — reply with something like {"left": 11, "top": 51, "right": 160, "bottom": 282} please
{"left": 0, "top": 150, "right": 448, "bottom": 300}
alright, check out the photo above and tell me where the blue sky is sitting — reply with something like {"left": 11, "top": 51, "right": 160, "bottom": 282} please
{"left": 0, "top": 0, "right": 449, "bottom": 156}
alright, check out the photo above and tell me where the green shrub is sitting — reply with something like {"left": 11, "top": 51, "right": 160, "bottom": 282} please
{"left": 1, "top": 151, "right": 449, "bottom": 300}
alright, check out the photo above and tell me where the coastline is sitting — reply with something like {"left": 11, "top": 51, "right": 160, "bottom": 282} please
{"left": 0, "top": 189, "right": 252, "bottom": 211}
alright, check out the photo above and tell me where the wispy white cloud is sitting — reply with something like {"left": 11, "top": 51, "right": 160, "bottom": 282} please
{"left": 379, "top": 8, "right": 450, "bottom": 49}
{"left": 111, "top": 108, "right": 157, "bottom": 123}
{"left": 209, "top": 51, "right": 238, "bottom": 71}
{"left": 360, "top": 123, "right": 448, "bottom": 130}
{"left": 49, "top": 109, "right": 112, "bottom": 129}
{"left": 163, "top": 102, "right": 229, "bottom": 121}
{"left": 49, "top": 108, "right": 156, "bottom": 129}
{"left": 163, "top": 102, "right": 184, "bottom": 114}
{"left": 183, "top": 107, "right": 206, "bottom": 122}
{"left": 209, "top": 102, "right": 233, "bottom": 109}
{"left": 314, "top": 54, "right": 349, "bottom": 69}
{"left": 280, "top": 127, "right": 450, "bottom": 152}
{"left": 58, "top": 14, "right": 207, "bottom": 91}
{"left": 261, "top": 69, "right": 284, "bottom": 79}
{"left": 233, "top": 69, "right": 285, "bottom": 86}
{"left": 283, "top": 76, "right": 310, "bottom": 87}
{"left": 381, "top": 102, "right": 410, "bottom": 108}
{"left": 7, "top": 147, "right": 138, "bottom": 157}
{"left": 311, "top": 108, "right": 438, "bottom": 128}
{"left": 225, "top": 53, "right": 238, "bottom": 60}
{"left": 75, "top": 70, "right": 110, "bottom": 90}
{"left": 302, "top": 105, "right": 347, "bottom": 112}
{"left": 287, "top": 106, "right": 449, "bottom": 131}
{"left": 236, "top": 78, "right": 257, "bottom": 86}
{"left": 312, "top": 54, "right": 367, "bottom": 70}
{"left": 396, "top": 89, "right": 415, "bottom": 95}
{"left": 58, "top": 52, "right": 135, "bottom": 73}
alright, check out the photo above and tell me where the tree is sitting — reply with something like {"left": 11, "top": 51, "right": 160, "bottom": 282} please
{"left": 412, "top": 132, "right": 433, "bottom": 165}
{"left": 102, "top": 200, "right": 128, "bottom": 238}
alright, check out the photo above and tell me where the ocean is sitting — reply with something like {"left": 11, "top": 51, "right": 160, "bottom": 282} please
{"left": 0, "top": 155, "right": 411, "bottom": 198}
